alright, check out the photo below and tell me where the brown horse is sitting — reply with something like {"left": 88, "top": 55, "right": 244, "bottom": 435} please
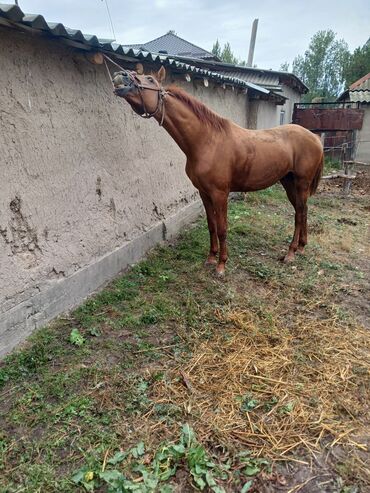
{"left": 112, "top": 66, "right": 323, "bottom": 275}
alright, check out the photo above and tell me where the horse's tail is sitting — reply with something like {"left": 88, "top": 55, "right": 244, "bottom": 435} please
{"left": 309, "top": 151, "right": 324, "bottom": 196}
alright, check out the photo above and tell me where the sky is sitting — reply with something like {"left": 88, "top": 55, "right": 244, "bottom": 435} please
{"left": 18, "top": 0, "right": 370, "bottom": 70}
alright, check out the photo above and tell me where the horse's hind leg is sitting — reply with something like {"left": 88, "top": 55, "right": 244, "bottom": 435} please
{"left": 280, "top": 174, "right": 309, "bottom": 262}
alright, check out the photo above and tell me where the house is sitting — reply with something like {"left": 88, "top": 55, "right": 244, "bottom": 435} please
{"left": 123, "top": 31, "right": 218, "bottom": 60}
{"left": 124, "top": 32, "right": 308, "bottom": 128}
{"left": 338, "top": 73, "right": 370, "bottom": 163}
{"left": 180, "top": 59, "right": 308, "bottom": 129}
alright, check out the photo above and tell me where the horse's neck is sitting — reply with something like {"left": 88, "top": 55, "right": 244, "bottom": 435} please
{"left": 155, "top": 95, "right": 206, "bottom": 157}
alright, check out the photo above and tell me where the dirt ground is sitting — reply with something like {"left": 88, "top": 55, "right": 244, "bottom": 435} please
{"left": 0, "top": 171, "right": 369, "bottom": 493}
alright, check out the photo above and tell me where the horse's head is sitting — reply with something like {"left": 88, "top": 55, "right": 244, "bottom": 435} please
{"left": 112, "top": 66, "right": 166, "bottom": 118}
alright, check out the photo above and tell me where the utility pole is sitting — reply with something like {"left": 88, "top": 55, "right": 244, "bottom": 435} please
{"left": 247, "top": 18, "right": 258, "bottom": 67}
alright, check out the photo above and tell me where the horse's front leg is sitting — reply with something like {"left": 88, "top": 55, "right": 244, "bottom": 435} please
{"left": 212, "top": 191, "right": 229, "bottom": 276}
{"left": 200, "top": 191, "right": 218, "bottom": 265}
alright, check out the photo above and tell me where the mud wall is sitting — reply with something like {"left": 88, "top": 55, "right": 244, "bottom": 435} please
{"left": 356, "top": 107, "right": 370, "bottom": 164}
{"left": 0, "top": 28, "right": 248, "bottom": 356}
{"left": 255, "top": 100, "right": 279, "bottom": 129}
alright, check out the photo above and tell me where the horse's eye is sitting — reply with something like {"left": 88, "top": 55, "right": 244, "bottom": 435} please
{"left": 148, "top": 77, "right": 154, "bottom": 82}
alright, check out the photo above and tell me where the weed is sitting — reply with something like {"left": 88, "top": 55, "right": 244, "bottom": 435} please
{"left": 70, "top": 328, "right": 85, "bottom": 346}
{"left": 72, "top": 424, "right": 255, "bottom": 492}
{"left": 238, "top": 394, "right": 259, "bottom": 412}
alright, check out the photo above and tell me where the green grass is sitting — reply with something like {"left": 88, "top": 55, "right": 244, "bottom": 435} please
{"left": 0, "top": 185, "right": 369, "bottom": 492}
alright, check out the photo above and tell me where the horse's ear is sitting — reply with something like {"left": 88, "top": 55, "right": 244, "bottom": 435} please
{"left": 156, "top": 66, "right": 166, "bottom": 83}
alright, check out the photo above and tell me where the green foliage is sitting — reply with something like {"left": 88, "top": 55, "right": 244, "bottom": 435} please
{"left": 212, "top": 39, "right": 221, "bottom": 59}
{"left": 278, "top": 402, "right": 294, "bottom": 415}
{"left": 237, "top": 452, "right": 269, "bottom": 478}
{"left": 72, "top": 424, "right": 231, "bottom": 492}
{"left": 279, "top": 61, "right": 290, "bottom": 71}
{"left": 292, "top": 30, "right": 350, "bottom": 101}
{"left": 70, "top": 328, "right": 85, "bottom": 346}
{"left": 241, "top": 481, "right": 254, "bottom": 492}
{"left": 0, "top": 328, "right": 63, "bottom": 389}
{"left": 343, "top": 43, "right": 370, "bottom": 87}
{"left": 211, "top": 39, "right": 246, "bottom": 65}
{"left": 238, "top": 394, "right": 259, "bottom": 412}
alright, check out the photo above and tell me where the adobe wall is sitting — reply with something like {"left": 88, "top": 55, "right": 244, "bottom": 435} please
{"left": 0, "top": 28, "right": 248, "bottom": 356}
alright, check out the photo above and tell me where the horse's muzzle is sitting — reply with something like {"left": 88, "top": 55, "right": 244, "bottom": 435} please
{"left": 112, "top": 72, "right": 135, "bottom": 97}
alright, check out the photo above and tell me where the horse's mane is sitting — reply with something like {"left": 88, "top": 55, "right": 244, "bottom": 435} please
{"left": 167, "top": 86, "right": 228, "bottom": 132}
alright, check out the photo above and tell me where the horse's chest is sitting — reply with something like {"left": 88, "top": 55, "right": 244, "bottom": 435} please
{"left": 185, "top": 165, "right": 201, "bottom": 189}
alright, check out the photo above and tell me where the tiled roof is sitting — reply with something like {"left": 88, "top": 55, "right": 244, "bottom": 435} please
{"left": 123, "top": 32, "right": 216, "bottom": 60}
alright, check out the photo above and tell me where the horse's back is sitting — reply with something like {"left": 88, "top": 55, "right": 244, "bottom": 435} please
{"left": 247, "top": 124, "right": 323, "bottom": 163}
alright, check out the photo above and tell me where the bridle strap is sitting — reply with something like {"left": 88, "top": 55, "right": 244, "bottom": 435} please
{"left": 103, "top": 55, "right": 167, "bottom": 126}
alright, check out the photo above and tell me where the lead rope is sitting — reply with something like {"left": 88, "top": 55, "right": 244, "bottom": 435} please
{"left": 103, "top": 56, "right": 116, "bottom": 89}
{"left": 102, "top": 54, "right": 167, "bottom": 126}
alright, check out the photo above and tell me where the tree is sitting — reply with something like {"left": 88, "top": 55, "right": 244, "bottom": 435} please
{"left": 221, "top": 42, "right": 238, "bottom": 64}
{"left": 343, "top": 43, "right": 370, "bottom": 87}
{"left": 279, "top": 61, "right": 290, "bottom": 72}
{"left": 292, "top": 30, "right": 349, "bottom": 102}
{"left": 212, "top": 39, "right": 246, "bottom": 65}
{"left": 212, "top": 39, "right": 221, "bottom": 59}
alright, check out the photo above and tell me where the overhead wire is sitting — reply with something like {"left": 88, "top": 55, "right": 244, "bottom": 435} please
{"left": 101, "top": 0, "right": 116, "bottom": 41}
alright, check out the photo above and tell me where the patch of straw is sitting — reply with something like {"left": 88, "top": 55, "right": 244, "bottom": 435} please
{"left": 151, "top": 308, "right": 370, "bottom": 460}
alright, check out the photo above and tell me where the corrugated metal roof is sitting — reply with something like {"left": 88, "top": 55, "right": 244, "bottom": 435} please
{"left": 338, "top": 74, "right": 370, "bottom": 103}
{"left": 121, "top": 32, "right": 307, "bottom": 95}
{"left": 0, "top": 3, "right": 279, "bottom": 98}
{"left": 167, "top": 55, "right": 308, "bottom": 94}
{"left": 123, "top": 32, "right": 216, "bottom": 60}
{"left": 205, "top": 69, "right": 281, "bottom": 90}
{"left": 349, "top": 90, "right": 370, "bottom": 103}
{"left": 350, "top": 73, "right": 370, "bottom": 91}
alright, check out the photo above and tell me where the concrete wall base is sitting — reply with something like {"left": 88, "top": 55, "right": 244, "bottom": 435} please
{"left": 0, "top": 200, "right": 203, "bottom": 358}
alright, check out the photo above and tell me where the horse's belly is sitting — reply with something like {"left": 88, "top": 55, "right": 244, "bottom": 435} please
{"left": 231, "top": 166, "right": 288, "bottom": 192}
{"left": 241, "top": 173, "right": 285, "bottom": 191}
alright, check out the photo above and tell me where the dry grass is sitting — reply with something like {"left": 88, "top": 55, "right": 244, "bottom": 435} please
{"left": 151, "top": 304, "right": 370, "bottom": 470}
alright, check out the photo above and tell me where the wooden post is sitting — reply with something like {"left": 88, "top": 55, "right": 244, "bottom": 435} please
{"left": 86, "top": 52, "right": 104, "bottom": 65}
{"left": 135, "top": 63, "right": 144, "bottom": 75}
{"left": 342, "top": 146, "right": 353, "bottom": 195}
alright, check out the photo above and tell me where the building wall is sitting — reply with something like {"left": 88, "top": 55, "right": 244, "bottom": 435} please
{"left": 356, "top": 106, "right": 370, "bottom": 163}
{"left": 280, "top": 85, "right": 301, "bottom": 124}
{"left": 256, "top": 101, "right": 281, "bottom": 129}
{"left": 217, "top": 69, "right": 302, "bottom": 128}
{"left": 0, "top": 28, "right": 248, "bottom": 356}
{"left": 247, "top": 86, "right": 301, "bottom": 130}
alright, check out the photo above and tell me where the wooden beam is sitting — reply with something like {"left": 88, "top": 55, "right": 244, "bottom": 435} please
{"left": 86, "top": 52, "right": 104, "bottom": 65}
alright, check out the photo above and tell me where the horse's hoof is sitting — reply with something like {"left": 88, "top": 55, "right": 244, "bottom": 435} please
{"left": 205, "top": 257, "right": 217, "bottom": 266}
{"left": 282, "top": 254, "right": 295, "bottom": 264}
{"left": 215, "top": 265, "right": 225, "bottom": 277}
{"left": 296, "top": 246, "right": 305, "bottom": 255}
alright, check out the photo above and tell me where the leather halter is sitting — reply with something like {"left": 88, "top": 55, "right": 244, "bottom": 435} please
{"left": 129, "top": 72, "right": 168, "bottom": 126}
{"left": 104, "top": 55, "right": 168, "bottom": 126}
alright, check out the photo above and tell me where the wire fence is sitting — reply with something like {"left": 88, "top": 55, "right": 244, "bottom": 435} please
{"left": 320, "top": 132, "right": 370, "bottom": 163}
